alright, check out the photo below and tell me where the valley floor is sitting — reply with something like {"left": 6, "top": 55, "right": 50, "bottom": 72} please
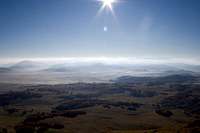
{"left": 0, "top": 75, "right": 199, "bottom": 133}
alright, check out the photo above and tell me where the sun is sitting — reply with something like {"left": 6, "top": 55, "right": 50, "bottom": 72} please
{"left": 96, "top": 0, "right": 119, "bottom": 16}
{"left": 98, "top": 0, "right": 116, "bottom": 11}
{"left": 102, "top": 0, "right": 115, "bottom": 9}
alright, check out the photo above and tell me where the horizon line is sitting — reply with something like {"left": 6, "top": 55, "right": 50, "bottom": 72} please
{"left": 0, "top": 57, "right": 199, "bottom": 65}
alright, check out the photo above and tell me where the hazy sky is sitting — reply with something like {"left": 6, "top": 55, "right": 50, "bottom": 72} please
{"left": 0, "top": 0, "right": 200, "bottom": 60}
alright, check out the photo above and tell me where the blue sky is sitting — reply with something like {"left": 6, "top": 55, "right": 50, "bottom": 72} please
{"left": 0, "top": 0, "right": 200, "bottom": 60}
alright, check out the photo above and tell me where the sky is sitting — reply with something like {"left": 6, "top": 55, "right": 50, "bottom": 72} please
{"left": 0, "top": 0, "right": 200, "bottom": 62}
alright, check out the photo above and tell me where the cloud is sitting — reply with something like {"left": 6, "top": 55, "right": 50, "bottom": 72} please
{"left": 0, "top": 57, "right": 199, "bottom": 66}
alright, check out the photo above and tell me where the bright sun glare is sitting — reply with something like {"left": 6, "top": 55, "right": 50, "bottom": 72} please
{"left": 98, "top": 0, "right": 116, "bottom": 11}
{"left": 102, "top": 0, "right": 115, "bottom": 9}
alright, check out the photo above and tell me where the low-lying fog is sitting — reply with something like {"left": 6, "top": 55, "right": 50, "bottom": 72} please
{"left": 0, "top": 58, "right": 199, "bottom": 84}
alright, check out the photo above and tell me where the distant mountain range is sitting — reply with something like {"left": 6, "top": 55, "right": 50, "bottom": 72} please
{"left": 0, "top": 60, "right": 199, "bottom": 73}
{"left": 9, "top": 60, "right": 47, "bottom": 71}
{"left": 0, "top": 60, "right": 199, "bottom": 84}
{"left": 114, "top": 74, "right": 199, "bottom": 84}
